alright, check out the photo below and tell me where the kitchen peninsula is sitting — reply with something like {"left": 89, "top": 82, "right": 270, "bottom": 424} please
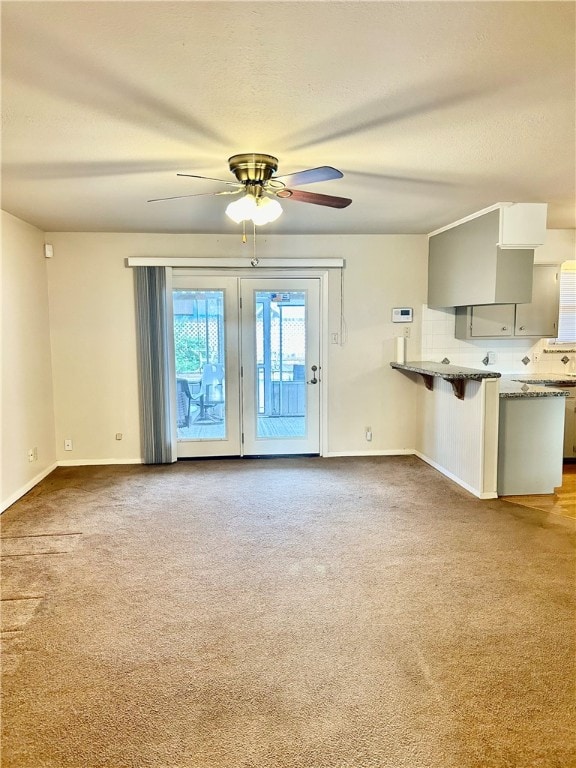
{"left": 391, "top": 361, "right": 568, "bottom": 500}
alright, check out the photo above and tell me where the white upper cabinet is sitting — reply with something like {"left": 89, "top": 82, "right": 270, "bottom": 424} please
{"left": 428, "top": 203, "right": 548, "bottom": 308}
{"left": 499, "top": 203, "right": 549, "bottom": 248}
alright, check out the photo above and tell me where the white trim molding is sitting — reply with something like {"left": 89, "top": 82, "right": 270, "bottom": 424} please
{"left": 127, "top": 257, "right": 345, "bottom": 269}
{"left": 57, "top": 458, "right": 144, "bottom": 467}
{"left": 325, "top": 449, "right": 415, "bottom": 457}
{"left": 1, "top": 463, "right": 58, "bottom": 513}
{"left": 427, "top": 203, "right": 509, "bottom": 238}
{"left": 414, "top": 451, "right": 498, "bottom": 500}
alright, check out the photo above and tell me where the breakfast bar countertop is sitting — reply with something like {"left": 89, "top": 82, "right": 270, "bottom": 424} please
{"left": 390, "top": 361, "right": 500, "bottom": 400}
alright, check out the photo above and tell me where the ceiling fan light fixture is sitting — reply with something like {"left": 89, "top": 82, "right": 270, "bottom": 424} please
{"left": 252, "top": 197, "right": 283, "bottom": 225}
{"left": 226, "top": 193, "right": 283, "bottom": 225}
{"left": 225, "top": 193, "right": 259, "bottom": 223}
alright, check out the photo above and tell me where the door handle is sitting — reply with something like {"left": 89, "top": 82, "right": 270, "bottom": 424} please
{"left": 307, "top": 365, "right": 319, "bottom": 384}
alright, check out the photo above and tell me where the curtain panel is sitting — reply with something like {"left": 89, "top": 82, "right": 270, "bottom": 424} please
{"left": 134, "top": 267, "right": 176, "bottom": 464}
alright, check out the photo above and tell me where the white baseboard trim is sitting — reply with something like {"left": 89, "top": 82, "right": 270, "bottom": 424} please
{"left": 5, "top": 452, "right": 498, "bottom": 515}
{"left": 1, "top": 462, "right": 58, "bottom": 513}
{"left": 57, "top": 458, "right": 144, "bottom": 467}
{"left": 1, "top": 458, "right": 146, "bottom": 512}
{"left": 324, "top": 449, "right": 416, "bottom": 457}
{"left": 414, "top": 451, "right": 498, "bottom": 500}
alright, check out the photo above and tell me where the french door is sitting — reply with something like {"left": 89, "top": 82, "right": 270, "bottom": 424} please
{"left": 172, "top": 275, "right": 321, "bottom": 457}
{"left": 240, "top": 278, "right": 321, "bottom": 455}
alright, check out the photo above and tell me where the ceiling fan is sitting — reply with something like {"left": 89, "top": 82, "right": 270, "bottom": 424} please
{"left": 148, "top": 153, "right": 352, "bottom": 225}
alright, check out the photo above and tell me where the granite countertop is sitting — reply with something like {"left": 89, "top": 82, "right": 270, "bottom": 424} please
{"left": 390, "top": 361, "right": 501, "bottom": 380}
{"left": 499, "top": 373, "right": 574, "bottom": 399}
{"left": 499, "top": 379, "right": 570, "bottom": 399}
{"left": 390, "top": 362, "right": 573, "bottom": 399}
{"left": 510, "top": 373, "right": 576, "bottom": 387}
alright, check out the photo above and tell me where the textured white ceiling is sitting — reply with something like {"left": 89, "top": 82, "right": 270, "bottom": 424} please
{"left": 1, "top": 1, "right": 575, "bottom": 234}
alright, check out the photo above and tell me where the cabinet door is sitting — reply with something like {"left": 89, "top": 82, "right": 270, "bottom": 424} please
{"left": 515, "top": 265, "right": 560, "bottom": 337}
{"left": 470, "top": 304, "right": 514, "bottom": 337}
{"left": 563, "top": 392, "right": 576, "bottom": 458}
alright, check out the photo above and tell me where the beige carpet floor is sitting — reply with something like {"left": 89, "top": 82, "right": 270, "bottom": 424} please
{"left": 1, "top": 456, "right": 575, "bottom": 768}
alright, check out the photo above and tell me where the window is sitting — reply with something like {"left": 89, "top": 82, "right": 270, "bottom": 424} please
{"left": 555, "top": 261, "right": 576, "bottom": 343}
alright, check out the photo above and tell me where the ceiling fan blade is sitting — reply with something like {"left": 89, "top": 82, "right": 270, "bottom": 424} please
{"left": 274, "top": 188, "right": 352, "bottom": 208}
{"left": 271, "top": 166, "right": 343, "bottom": 188}
{"left": 177, "top": 173, "right": 241, "bottom": 187}
{"left": 148, "top": 189, "right": 242, "bottom": 202}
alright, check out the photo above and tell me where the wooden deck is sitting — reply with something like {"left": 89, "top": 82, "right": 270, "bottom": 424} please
{"left": 177, "top": 414, "right": 305, "bottom": 441}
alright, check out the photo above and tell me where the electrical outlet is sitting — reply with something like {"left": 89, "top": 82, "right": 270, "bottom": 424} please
{"left": 115, "top": 433, "right": 123, "bottom": 441}
{"left": 27, "top": 448, "right": 34, "bottom": 462}
{"left": 487, "top": 351, "right": 496, "bottom": 364}
{"left": 64, "top": 439, "right": 73, "bottom": 451}
{"left": 533, "top": 351, "right": 541, "bottom": 363}
{"left": 331, "top": 333, "right": 339, "bottom": 344}
{"left": 402, "top": 327, "right": 411, "bottom": 338}
{"left": 365, "top": 426, "right": 372, "bottom": 442}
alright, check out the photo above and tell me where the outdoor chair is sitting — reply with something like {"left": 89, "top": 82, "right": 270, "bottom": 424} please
{"left": 176, "top": 378, "right": 193, "bottom": 427}
{"left": 193, "top": 363, "right": 225, "bottom": 424}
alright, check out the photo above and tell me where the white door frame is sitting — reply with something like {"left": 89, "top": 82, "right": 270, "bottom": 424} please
{"left": 169, "top": 267, "right": 331, "bottom": 457}
{"left": 240, "top": 277, "right": 321, "bottom": 456}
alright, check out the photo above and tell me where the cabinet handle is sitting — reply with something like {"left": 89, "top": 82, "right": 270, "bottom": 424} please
{"left": 519, "top": 326, "right": 525, "bottom": 331}
{"left": 501, "top": 327, "right": 508, "bottom": 331}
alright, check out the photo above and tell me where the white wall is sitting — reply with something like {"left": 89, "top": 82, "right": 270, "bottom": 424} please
{"left": 46, "top": 234, "right": 142, "bottom": 464}
{"left": 324, "top": 235, "right": 425, "bottom": 454}
{"left": 45, "top": 232, "right": 427, "bottom": 462}
{"left": 1, "top": 212, "right": 57, "bottom": 510}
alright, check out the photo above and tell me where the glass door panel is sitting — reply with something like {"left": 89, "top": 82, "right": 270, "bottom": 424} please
{"left": 172, "top": 276, "right": 240, "bottom": 457}
{"left": 241, "top": 278, "right": 320, "bottom": 456}
{"left": 174, "top": 289, "right": 226, "bottom": 440}
{"left": 255, "top": 291, "right": 307, "bottom": 439}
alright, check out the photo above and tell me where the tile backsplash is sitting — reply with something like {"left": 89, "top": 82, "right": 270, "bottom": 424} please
{"left": 420, "top": 304, "right": 576, "bottom": 374}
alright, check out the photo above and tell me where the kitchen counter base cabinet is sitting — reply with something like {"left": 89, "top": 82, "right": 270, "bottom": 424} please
{"left": 560, "top": 387, "right": 576, "bottom": 458}
{"left": 497, "top": 396, "right": 565, "bottom": 495}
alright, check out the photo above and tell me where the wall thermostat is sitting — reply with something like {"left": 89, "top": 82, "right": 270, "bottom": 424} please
{"left": 392, "top": 307, "right": 413, "bottom": 323}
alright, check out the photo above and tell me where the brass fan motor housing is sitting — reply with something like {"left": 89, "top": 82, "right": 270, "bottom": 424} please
{"left": 228, "top": 153, "right": 279, "bottom": 183}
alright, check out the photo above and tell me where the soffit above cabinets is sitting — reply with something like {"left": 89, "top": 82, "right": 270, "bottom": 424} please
{"left": 427, "top": 203, "right": 547, "bottom": 308}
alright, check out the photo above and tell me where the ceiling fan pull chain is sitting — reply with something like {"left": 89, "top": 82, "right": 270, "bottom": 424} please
{"left": 252, "top": 221, "right": 259, "bottom": 266}
{"left": 242, "top": 219, "right": 247, "bottom": 244}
